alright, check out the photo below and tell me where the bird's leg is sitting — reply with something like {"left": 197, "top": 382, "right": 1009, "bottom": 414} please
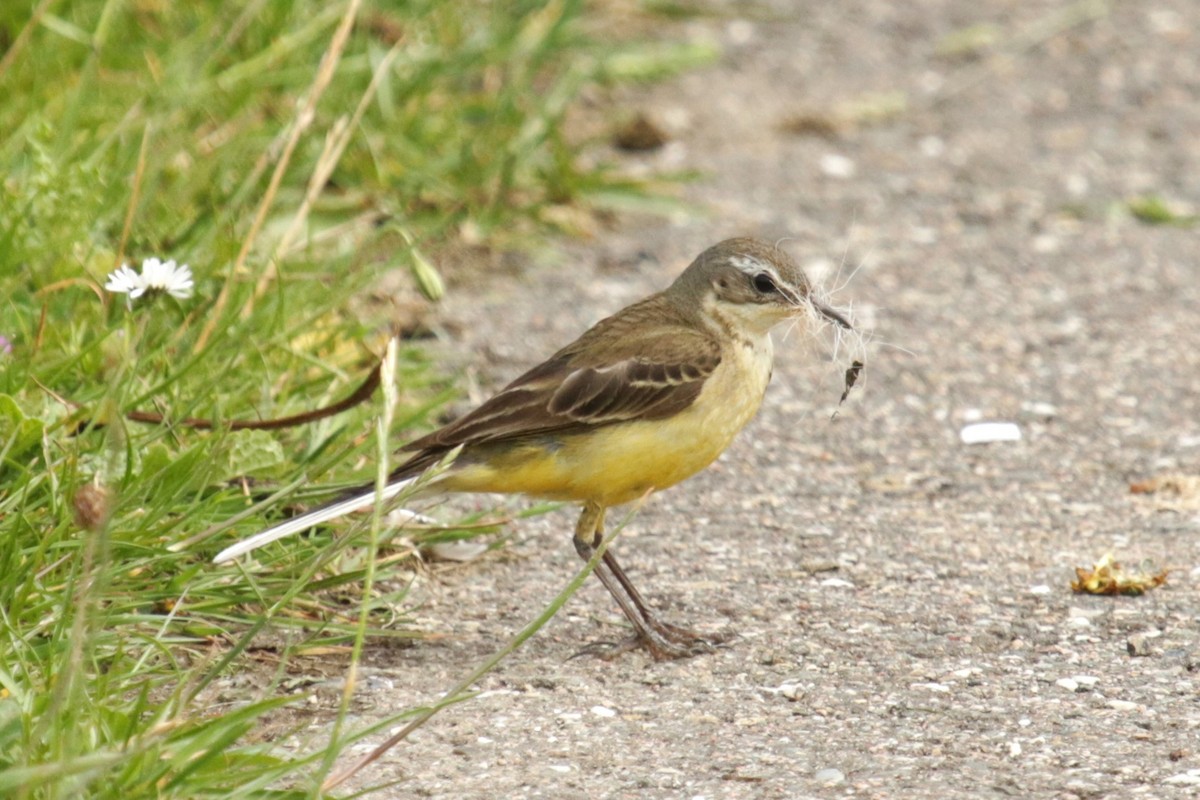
{"left": 601, "top": 547, "right": 732, "bottom": 648}
{"left": 571, "top": 503, "right": 729, "bottom": 660}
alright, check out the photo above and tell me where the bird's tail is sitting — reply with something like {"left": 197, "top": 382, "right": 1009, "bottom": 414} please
{"left": 211, "top": 476, "right": 417, "bottom": 563}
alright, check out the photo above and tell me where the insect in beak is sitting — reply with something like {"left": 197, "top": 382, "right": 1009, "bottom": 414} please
{"left": 814, "top": 300, "right": 853, "bottom": 330}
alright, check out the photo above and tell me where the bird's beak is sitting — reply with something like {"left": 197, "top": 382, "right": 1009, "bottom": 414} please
{"left": 813, "top": 300, "right": 853, "bottom": 330}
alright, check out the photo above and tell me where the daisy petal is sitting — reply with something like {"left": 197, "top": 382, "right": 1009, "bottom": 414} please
{"left": 104, "top": 264, "right": 144, "bottom": 296}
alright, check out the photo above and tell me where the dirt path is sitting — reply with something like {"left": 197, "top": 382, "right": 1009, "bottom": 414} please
{"left": 310, "top": 3, "right": 1200, "bottom": 797}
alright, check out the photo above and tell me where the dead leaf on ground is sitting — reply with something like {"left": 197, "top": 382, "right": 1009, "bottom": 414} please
{"left": 1071, "top": 552, "right": 1168, "bottom": 596}
{"left": 1129, "top": 474, "right": 1200, "bottom": 509}
{"left": 613, "top": 113, "right": 669, "bottom": 151}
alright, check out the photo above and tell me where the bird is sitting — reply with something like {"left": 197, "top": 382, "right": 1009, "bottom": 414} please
{"left": 214, "top": 238, "right": 852, "bottom": 660}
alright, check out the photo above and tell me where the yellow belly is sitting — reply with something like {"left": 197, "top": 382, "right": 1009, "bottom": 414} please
{"left": 439, "top": 339, "right": 773, "bottom": 506}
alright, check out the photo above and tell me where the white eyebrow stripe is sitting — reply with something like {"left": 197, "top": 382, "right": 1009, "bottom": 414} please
{"left": 728, "top": 255, "right": 771, "bottom": 274}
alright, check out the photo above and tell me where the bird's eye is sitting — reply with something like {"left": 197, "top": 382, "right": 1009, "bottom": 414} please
{"left": 752, "top": 272, "right": 777, "bottom": 294}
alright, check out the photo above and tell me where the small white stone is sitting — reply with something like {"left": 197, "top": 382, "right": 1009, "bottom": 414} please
{"left": 1072, "top": 675, "right": 1099, "bottom": 687}
{"left": 1055, "top": 678, "right": 1079, "bottom": 692}
{"left": 1164, "top": 770, "right": 1200, "bottom": 786}
{"left": 960, "top": 422, "right": 1022, "bottom": 444}
{"left": 426, "top": 539, "right": 489, "bottom": 562}
{"left": 1009, "top": 741, "right": 1022, "bottom": 757}
{"left": 590, "top": 705, "right": 617, "bottom": 718}
{"left": 820, "top": 577, "right": 855, "bottom": 589}
{"left": 1029, "top": 584, "right": 1052, "bottom": 595}
{"left": 912, "top": 682, "right": 950, "bottom": 693}
{"left": 1032, "top": 234, "right": 1060, "bottom": 254}
{"left": 781, "top": 682, "right": 804, "bottom": 701}
{"left": 1107, "top": 700, "right": 1139, "bottom": 712}
{"left": 1067, "top": 616, "right": 1092, "bottom": 628}
{"left": 548, "top": 764, "right": 572, "bottom": 774}
{"left": 1022, "top": 401, "right": 1059, "bottom": 418}
{"left": 1018, "top": 718, "right": 1032, "bottom": 728}
{"left": 814, "top": 768, "right": 845, "bottom": 785}
{"left": 364, "top": 675, "right": 395, "bottom": 691}
{"left": 819, "top": 153, "right": 856, "bottom": 179}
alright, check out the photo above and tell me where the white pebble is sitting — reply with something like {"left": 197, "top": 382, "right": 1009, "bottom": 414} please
{"left": 1009, "top": 741, "right": 1022, "bottom": 757}
{"left": 819, "top": 153, "right": 856, "bottom": 178}
{"left": 590, "top": 705, "right": 617, "bottom": 718}
{"left": 814, "top": 768, "right": 845, "bottom": 785}
{"left": 427, "top": 540, "right": 490, "bottom": 562}
{"left": 1029, "top": 584, "right": 1052, "bottom": 595}
{"left": 960, "top": 422, "right": 1022, "bottom": 444}
{"left": 820, "top": 577, "right": 855, "bottom": 589}
{"left": 1107, "top": 700, "right": 1139, "bottom": 712}
{"left": 1055, "top": 678, "right": 1079, "bottom": 692}
{"left": 912, "top": 682, "right": 950, "bottom": 693}
{"left": 1022, "top": 401, "right": 1059, "bottom": 418}
{"left": 1164, "top": 771, "right": 1200, "bottom": 785}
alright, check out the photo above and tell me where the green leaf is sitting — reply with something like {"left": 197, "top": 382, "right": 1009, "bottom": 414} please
{"left": 1127, "top": 195, "right": 1198, "bottom": 226}
{"left": 217, "top": 430, "right": 287, "bottom": 482}
{"left": 0, "top": 394, "right": 45, "bottom": 460}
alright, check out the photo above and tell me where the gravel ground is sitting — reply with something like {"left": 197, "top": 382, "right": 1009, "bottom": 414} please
{"left": 270, "top": 3, "right": 1200, "bottom": 797}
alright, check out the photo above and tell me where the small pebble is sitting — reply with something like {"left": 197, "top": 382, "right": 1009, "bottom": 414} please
{"left": 1021, "top": 401, "right": 1059, "bottom": 418}
{"left": 1107, "top": 700, "right": 1139, "bottom": 712}
{"left": 1055, "top": 678, "right": 1079, "bottom": 692}
{"left": 814, "top": 768, "right": 845, "bottom": 785}
{"left": 426, "top": 540, "right": 489, "bottom": 562}
{"left": 960, "top": 422, "right": 1022, "bottom": 444}
{"left": 1127, "top": 635, "right": 1152, "bottom": 656}
{"left": 779, "top": 681, "right": 804, "bottom": 701}
{"left": 819, "top": 153, "right": 856, "bottom": 178}
{"left": 1029, "top": 584, "right": 1052, "bottom": 595}
{"left": 1009, "top": 741, "right": 1022, "bottom": 757}
{"left": 1164, "top": 770, "right": 1200, "bottom": 785}
{"left": 820, "top": 577, "right": 854, "bottom": 589}
{"left": 590, "top": 705, "right": 617, "bottom": 718}
{"left": 912, "top": 682, "right": 950, "bottom": 693}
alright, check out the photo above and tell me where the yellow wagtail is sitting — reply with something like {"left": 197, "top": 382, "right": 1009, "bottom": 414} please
{"left": 214, "top": 238, "right": 852, "bottom": 659}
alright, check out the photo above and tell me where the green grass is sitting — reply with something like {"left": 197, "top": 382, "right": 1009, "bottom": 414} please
{"left": 0, "top": 1, "right": 710, "bottom": 796}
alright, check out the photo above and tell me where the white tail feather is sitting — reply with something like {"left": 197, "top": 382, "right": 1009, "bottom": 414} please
{"left": 212, "top": 477, "right": 417, "bottom": 563}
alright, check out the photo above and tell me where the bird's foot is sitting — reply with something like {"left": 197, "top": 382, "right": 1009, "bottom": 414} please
{"left": 573, "top": 623, "right": 734, "bottom": 662}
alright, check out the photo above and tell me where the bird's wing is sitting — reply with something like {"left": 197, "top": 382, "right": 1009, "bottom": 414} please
{"left": 401, "top": 322, "right": 721, "bottom": 456}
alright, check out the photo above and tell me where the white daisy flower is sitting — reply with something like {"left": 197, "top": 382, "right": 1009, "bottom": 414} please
{"left": 104, "top": 258, "right": 194, "bottom": 302}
